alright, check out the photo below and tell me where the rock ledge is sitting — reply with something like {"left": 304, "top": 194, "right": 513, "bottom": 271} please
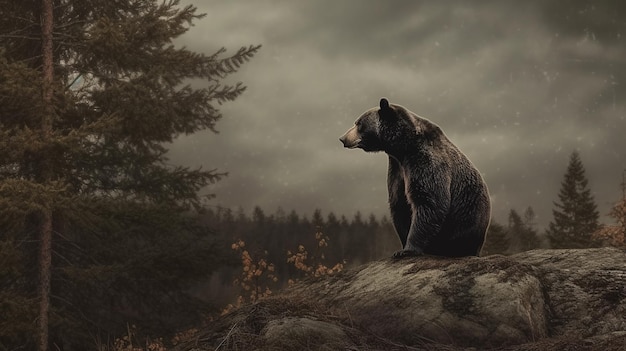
{"left": 179, "top": 248, "right": 626, "bottom": 351}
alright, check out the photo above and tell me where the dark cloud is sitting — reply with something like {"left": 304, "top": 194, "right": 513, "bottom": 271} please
{"left": 169, "top": 0, "right": 626, "bottom": 228}
{"left": 539, "top": 0, "right": 626, "bottom": 43}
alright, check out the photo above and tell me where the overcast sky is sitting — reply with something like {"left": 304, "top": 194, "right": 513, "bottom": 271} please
{"left": 168, "top": 0, "right": 626, "bottom": 229}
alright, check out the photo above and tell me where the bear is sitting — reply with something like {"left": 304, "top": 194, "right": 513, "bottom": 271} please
{"left": 339, "top": 98, "right": 491, "bottom": 258}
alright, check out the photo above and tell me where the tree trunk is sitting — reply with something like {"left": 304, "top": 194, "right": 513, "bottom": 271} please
{"left": 37, "top": 209, "right": 53, "bottom": 351}
{"left": 38, "top": 0, "right": 54, "bottom": 350}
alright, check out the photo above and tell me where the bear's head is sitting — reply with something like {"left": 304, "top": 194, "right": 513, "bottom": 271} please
{"left": 339, "top": 98, "right": 420, "bottom": 153}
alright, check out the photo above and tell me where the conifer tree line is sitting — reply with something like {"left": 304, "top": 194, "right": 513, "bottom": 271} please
{"left": 202, "top": 207, "right": 399, "bottom": 279}
{"left": 484, "top": 150, "right": 626, "bottom": 254}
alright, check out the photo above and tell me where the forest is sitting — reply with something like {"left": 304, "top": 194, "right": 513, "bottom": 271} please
{"left": 1, "top": 0, "right": 626, "bottom": 350}
{"left": 4, "top": 195, "right": 624, "bottom": 349}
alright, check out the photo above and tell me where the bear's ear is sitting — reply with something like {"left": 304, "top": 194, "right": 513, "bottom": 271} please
{"left": 379, "top": 97, "right": 394, "bottom": 119}
{"left": 380, "top": 98, "right": 390, "bottom": 110}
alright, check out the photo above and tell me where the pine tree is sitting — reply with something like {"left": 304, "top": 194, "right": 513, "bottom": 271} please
{"left": 546, "top": 151, "right": 600, "bottom": 248}
{"left": 520, "top": 206, "right": 541, "bottom": 251}
{"left": 0, "top": 0, "right": 259, "bottom": 348}
{"left": 506, "top": 209, "right": 524, "bottom": 253}
{"left": 481, "top": 219, "right": 509, "bottom": 255}
{"left": 505, "top": 207, "right": 541, "bottom": 253}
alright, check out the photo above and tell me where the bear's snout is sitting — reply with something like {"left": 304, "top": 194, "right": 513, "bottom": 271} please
{"left": 340, "top": 125, "right": 361, "bottom": 149}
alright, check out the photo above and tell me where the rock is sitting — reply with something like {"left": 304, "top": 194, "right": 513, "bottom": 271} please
{"left": 262, "top": 317, "right": 352, "bottom": 351}
{"left": 512, "top": 248, "right": 626, "bottom": 338}
{"left": 177, "top": 247, "right": 626, "bottom": 351}
{"left": 289, "top": 254, "right": 550, "bottom": 348}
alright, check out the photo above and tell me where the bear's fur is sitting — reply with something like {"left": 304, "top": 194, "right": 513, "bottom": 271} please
{"left": 339, "top": 98, "right": 491, "bottom": 258}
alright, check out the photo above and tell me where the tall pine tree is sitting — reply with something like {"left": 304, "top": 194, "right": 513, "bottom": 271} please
{"left": 546, "top": 151, "right": 599, "bottom": 248}
{"left": 0, "top": 0, "right": 259, "bottom": 349}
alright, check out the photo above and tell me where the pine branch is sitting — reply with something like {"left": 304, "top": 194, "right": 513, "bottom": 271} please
{"left": 206, "top": 45, "right": 261, "bottom": 80}
{"left": 208, "top": 82, "right": 247, "bottom": 104}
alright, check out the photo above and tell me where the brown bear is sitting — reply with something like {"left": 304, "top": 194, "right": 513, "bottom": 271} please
{"left": 340, "top": 98, "right": 491, "bottom": 258}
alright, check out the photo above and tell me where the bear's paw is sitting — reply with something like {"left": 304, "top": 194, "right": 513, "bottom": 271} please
{"left": 392, "top": 248, "right": 424, "bottom": 259}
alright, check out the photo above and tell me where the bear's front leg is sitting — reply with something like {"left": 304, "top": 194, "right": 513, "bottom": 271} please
{"left": 388, "top": 157, "right": 411, "bottom": 247}
{"left": 392, "top": 180, "right": 450, "bottom": 259}
{"left": 393, "top": 219, "right": 429, "bottom": 258}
